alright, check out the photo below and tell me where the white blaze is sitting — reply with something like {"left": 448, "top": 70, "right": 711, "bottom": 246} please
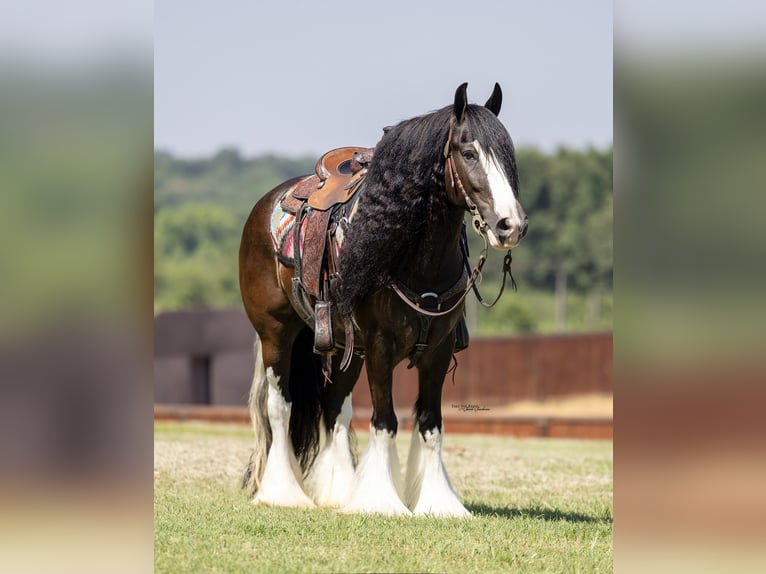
{"left": 475, "top": 141, "right": 524, "bottom": 230}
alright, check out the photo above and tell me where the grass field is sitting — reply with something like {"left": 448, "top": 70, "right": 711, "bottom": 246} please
{"left": 155, "top": 421, "right": 612, "bottom": 573}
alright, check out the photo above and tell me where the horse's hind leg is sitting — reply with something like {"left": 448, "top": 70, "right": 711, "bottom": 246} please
{"left": 305, "top": 355, "right": 362, "bottom": 507}
{"left": 240, "top": 185, "right": 320, "bottom": 508}
{"left": 247, "top": 328, "right": 316, "bottom": 508}
{"left": 405, "top": 339, "right": 470, "bottom": 517}
{"left": 342, "top": 338, "right": 412, "bottom": 516}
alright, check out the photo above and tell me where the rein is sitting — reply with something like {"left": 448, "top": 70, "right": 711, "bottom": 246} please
{"left": 389, "top": 135, "right": 516, "bottom": 319}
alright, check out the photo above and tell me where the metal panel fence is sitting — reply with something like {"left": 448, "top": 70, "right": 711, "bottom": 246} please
{"left": 154, "top": 309, "right": 612, "bottom": 408}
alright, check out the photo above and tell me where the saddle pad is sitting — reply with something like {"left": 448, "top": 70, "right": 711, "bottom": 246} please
{"left": 270, "top": 178, "right": 363, "bottom": 296}
{"left": 269, "top": 181, "right": 330, "bottom": 298}
{"left": 270, "top": 191, "right": 303, "bottom": 262}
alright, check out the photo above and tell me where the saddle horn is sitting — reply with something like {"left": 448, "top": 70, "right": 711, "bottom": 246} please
{"left": 485, "top": 83, "right": 502, "bottom": 116}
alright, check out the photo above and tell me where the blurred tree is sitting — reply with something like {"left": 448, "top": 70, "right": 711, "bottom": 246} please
{"left": 153, "top": 146, "right": 613, "bottom": 334}
{"left": 155, "top": 203, "right": 238, "bottom": 258}
{"left": 154, "top": 203, "right": 241, "bottom": 310}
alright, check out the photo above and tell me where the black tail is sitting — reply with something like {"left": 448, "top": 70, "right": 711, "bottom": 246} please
{"left": 288, "top": 327, "right": 323, "bottom": 474}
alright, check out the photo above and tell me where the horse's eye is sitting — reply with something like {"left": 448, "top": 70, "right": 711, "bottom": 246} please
{"left": 462, "top": 150, "right": 476, "bottom": 161}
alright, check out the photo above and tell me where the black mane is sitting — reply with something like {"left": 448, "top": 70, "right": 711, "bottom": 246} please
{"left": 334, "top": 104, "right": 518, "bottom": 316}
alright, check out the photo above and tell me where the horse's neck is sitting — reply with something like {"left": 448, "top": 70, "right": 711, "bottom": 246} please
{"left": 398, "top": 203, "right": 465, "bottom": 292}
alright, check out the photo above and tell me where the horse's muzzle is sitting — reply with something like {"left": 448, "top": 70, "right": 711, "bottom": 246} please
{"left": 494, "top": 216, "right": 528, "bottom": 248}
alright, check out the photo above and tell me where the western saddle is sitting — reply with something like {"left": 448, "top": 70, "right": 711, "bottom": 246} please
{"left": 278, "top": 147, "right": 373, "bottom": 357}
{"left": 279, "top": 146, "right": 469, "bottom": 371}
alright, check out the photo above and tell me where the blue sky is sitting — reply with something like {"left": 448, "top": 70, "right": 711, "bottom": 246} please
{"left": 155, "top": 0, "right": 613, "bottom": 157}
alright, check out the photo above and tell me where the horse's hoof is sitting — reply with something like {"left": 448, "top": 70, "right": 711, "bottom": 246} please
{"left": 252, "top": 489, "right": 316, "bottom": 509}
{"left": 340, "top": 500, "right": 413, "bottom": 517}
{"left": 412, "top": 501, "right": 471, "bottom": 518}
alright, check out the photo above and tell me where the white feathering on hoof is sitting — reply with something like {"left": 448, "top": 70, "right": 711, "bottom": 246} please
{"left": 252, "top": 369, "right": 315, "bottom": 508}
{"left": 405, "top": 423, "right": 471, "bottom": 518}
{"left": 305, "top": 394, "right": 356, "bottom": 507}
{"left": 342, "top": 425, "right": 412, "bottom": 516}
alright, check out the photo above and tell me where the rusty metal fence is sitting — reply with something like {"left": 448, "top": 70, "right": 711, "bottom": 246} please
{"left": 154, "top": 309, "right": 612, "bottom": 409}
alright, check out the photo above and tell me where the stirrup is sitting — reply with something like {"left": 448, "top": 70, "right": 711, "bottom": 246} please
{"left": 313, "top": 300, "right": 334, "bottom": 353}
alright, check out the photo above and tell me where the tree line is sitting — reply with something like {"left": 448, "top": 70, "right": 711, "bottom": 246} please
{"left": 155, "top": 145, "right": 612, "bottom": 334}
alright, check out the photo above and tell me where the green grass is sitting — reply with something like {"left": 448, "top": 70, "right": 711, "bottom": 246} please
{"left": 155, "top": 422, "right": 612, "bottom": 573}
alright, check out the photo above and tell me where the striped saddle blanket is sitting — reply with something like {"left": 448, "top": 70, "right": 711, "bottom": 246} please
{"left": 269, "top": 176, "right": 360, "bottom": 298}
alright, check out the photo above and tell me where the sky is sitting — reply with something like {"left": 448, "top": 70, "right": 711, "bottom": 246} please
{"left": 154, "top": 0, "right": 613, "bottom": 158}
{"left": 1, "top": 0, "right": 153, "bottom": 61}
{"left": 6, "top": 1, "right": 765, "bottom": 158}
{"left": 615, "top": 0, "right": 766, "bottom": 52}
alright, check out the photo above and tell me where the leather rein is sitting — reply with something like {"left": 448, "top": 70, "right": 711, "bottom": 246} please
{"left": 389, "top": 132, "right": 516, "bottom": 319}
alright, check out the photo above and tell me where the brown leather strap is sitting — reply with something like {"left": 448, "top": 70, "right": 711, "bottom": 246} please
{"left": 446, "top": 154, "right": 491, "bottom": 239}
{"left": 339, "top": 314, "right": 355, "bottom": 372}
{"left": 474, "top": 251, "right": 516, "bottom": 309}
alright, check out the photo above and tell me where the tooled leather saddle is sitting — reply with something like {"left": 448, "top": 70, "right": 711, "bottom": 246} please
{"left": 274, "top": 147, "right": 373, "bottom": 354}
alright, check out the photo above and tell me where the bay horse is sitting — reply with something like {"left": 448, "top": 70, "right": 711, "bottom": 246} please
{"left": 239, "top": 83, "right": 527, "bottom": 517}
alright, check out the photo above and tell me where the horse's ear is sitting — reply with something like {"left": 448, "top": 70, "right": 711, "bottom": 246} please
{"left": 485, "top": 83, "right": 502, "bottom": 116}
{"left": 453, "top": 82, "right": 468, "bottom": 123}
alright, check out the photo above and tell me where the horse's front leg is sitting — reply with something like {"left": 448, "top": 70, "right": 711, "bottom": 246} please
{"left": 342, "top": 333, "right": 411, "bottom": 516}
{"left": 405, "top": 337, "right": 471, "bottom": 517}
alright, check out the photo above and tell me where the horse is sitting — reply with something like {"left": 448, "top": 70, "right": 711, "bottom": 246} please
{"left": 239, "top": 83, "right": 527, "bottom": 517}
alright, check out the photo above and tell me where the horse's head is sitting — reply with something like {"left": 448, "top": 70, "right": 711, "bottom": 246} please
{"left": 445, "top": 83, "right": 528, "bottom": 250}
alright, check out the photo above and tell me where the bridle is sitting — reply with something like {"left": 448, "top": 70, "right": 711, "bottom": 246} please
{"left": 443, "top": 129, "right": 489, "bottom": 238}
{"left": 388, "top": 128, "right": 516, "bottom": 319}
